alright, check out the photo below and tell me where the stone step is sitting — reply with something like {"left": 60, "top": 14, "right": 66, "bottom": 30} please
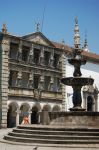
{"left": 8, "top": 132, "right": 99, "bottom": 140}
{"left": 4, "top": 134, "right": 99, "bottom": 144}
{"left": 4, "top": 125, "right": 99, "bottom": 145}
{"left": 17, "top": 125, "right": 99, "bottom": 132}
{"left": 13, "top": 128, "right": 99, "bottom": 136}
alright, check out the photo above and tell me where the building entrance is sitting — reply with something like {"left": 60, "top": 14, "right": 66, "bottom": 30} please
{"left": 7, "top": 104, "right": 16, "bottom": 128}
{"left": 87, "top": 96, "right": 93, "bottom": 111}
{"left": 31, "top": 106, "right": 38, "bottom": 124}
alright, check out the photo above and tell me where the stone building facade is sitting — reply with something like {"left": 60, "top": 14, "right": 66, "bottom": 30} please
{"left": 0, "top": 28, "right": 65, "bottom": 128}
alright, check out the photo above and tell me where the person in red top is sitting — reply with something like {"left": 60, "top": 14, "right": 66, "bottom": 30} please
{"left": 22, "top": 115, "right": 29, "bottom": 124}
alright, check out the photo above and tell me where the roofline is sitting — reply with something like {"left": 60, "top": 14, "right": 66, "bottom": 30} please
{"left": 0, "top": 32, "right": 99, "bottom": 63}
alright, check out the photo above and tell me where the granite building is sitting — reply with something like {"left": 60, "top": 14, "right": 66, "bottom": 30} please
{"left": 0, "top": 24, "right": 66, "bottom": 128}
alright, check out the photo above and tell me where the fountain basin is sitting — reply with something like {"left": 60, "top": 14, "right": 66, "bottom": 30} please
{"left": 49, "top": 111, "right": 99, "bottom": 127}
{"left": 61, "top": 77, "right": 94, "bottom": 86}
{"left": 68, "top": 58, "right": 86, "bottom": 65}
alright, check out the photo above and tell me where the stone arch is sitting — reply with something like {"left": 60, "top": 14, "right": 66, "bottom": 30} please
{"left": 87, "top": 96, "right": 94, "bottom": 111}
{"left": 19, "top": 102, "right": 31, "bottom": 124}
{"left": 52, "top": 105, "right": 61, "bottom": 112}
{"left": 42, "top": 104, "right": 51, "bottom": 112}
{"left": 7, "top": 102, "right": 19, "bottom": 128}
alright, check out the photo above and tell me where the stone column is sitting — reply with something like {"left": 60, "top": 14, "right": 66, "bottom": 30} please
{"left": 18, "top": 40, "right": 22, "bottom": 61}
{"left": 17, "top": 71, "right": 22, "bottom": 87}
{"left": 29, "top": 44, "right": 34, "bottom": 63}
{"left": 40, "top": 47, "right": 44, "bottom": 65}
{"left": 39, "top": 75, "right": 44, "bottom": 90}
{"left": 0, "top": 37, "right": 10, "bottom": 128}
{"left": 40, "top": 111, "right": 50, "bottom": 125}
{"left": 16, "top": 109, "right": 20, "bottom": 126}
{"left": 28, "top": 111, "right": 32, "bottom": 124}
{"left": 50, "top": 49, "right": 54, "bottom": 67}
{"left": 38, "top": 111, "right": 41, "bottom": 124}
{"left": 28, "top": 73, "right": 33, "bottom": 88}
{"left": 50, "top": 77, "right": 54, "bottom": 91}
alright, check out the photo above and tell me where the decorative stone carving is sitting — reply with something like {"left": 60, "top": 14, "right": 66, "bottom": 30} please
{"left": 29, "top": 44, "right": 34, "bottom": 63}
{"left": 28, "top": 73, "right": 33, "bottom": 88}
{"left": 49, "top": 77, "right": 54, "bottom": 91}
{"left": 39, "top": 75, "right": 44, "bottom": 90}
{"left": 2, "top": 23, "right": 7, "bottom": 34}
{"left": 18, "top": 41, "right": 22, "bottom": 61}
{"left": 40, "top": 47, "right": 44, "bottom": 65}
{"left": 50, "top": 50, "right": 54, "bottom": 67}
{"left": 17, "top": 71, "right": 22, "bottom": 86}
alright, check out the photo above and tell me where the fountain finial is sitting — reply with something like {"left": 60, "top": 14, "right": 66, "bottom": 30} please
{"left": 75, "top": 16, "right": 78, "bottom": 24}
{"left": 74, "top": 17, "right": 80, "bottom": 49}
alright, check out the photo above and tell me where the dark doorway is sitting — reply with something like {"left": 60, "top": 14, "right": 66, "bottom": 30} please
{"left": 7, "top": 107, "right": 16, "bottom": 128}
{"left": 87, "top": 96, "right": 93, "bottom": 111}
{"left": 31, "top": 107, "right": 38, "bottom": 124}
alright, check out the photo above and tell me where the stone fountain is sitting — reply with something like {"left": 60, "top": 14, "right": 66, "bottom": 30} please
{"left": 61, "top": 45, "right": 94, "bottom": 111}
{"left": 61, "top": 17, "right": 94, "bottom": 111}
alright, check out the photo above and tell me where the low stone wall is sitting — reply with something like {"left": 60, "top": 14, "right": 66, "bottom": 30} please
{"left": 48, "top": 111, "right": 99, "bottom": 128}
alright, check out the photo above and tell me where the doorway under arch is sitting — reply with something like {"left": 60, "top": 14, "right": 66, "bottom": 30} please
{"left": 7, "top": 103, "right": 18, "bottom": 128}
{"left": 87, "top": 96, "right": 93, "bottom": 111}
{"left": 31, "top": 106, "right": 39, "bottom": 124}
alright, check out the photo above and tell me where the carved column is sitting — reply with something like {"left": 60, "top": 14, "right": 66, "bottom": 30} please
{"left": 28, "top": 73, "right": 33, "bottom": 88}
{"left": 40, "top": 47, "right": 44, "bottom": 65}
{"left": 17, "top": 71, "right": 22, "bottom": 87}
{"left": 29, "top": 44, "right": 34, "bottom": 63}
{"left": 39, "top": 75, "right": 44, "bottom": 90}
{"left": 50, "top": 49, "right": 54, "bottom": 67}
{"left": 50, "top": 77, "right": 54, "bottom": 91}
{"left": 16, "top": 109, "right": 20, "bottom": 126}
{"left": 38, "top": 111, "right": 41, "bottom": 124}
{"left": 18, "top": 40, "right": 22, "bottom": 61}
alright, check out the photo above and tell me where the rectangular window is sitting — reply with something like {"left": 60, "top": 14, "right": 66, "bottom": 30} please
{"left": 22, "top": 46, "right": 30, "bottom": 62}
{"left": 33, "top": 48, "right": 40, "bottom": 65}
{"left": 9, "top": 70, "right": 18, "bottom": 87}
{"left": 21, "top": 72, "right": 29, "bottom": 88}
{"left": 44, "top": 76, "right": 51, "bottom": 90}
{"left": 53, "top": 77, "right": 60, "bottom": 92}
{"left": 33, "top": 74, "right": 40, "bottom": 89}
{"left": 44, "top": 51, "right": 50, "bottom": 66}
{"left": 53, "top": 53, "right": 59, "bottom": 68}
{"left": 9, "top": 43, "right": 18, "bottom": 60}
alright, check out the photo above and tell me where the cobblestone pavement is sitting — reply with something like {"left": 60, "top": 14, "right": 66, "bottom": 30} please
{"left": 0, "top": 128, "right": 99, "bottom": 150}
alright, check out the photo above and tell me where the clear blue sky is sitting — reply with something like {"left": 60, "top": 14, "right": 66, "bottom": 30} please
{"left": 0, "top": 0, "right": 99, "bottom": 54}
